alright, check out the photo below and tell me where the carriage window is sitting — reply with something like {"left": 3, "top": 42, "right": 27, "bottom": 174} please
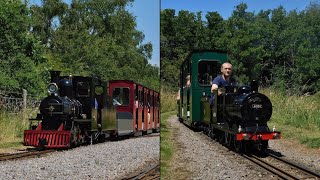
{"left": 151, "top": 94, "right": 154, "bottom": 107}
{"left": 112, "top": 87, "right": 129, "bottom": 106}
{"left": 138, "top": 90, "right": 141, "bottom": 105}
{"left": 77, "top": 82, "right": 90, "bottom": 97}
{"left": 157, "top": 96, "right": 160, "bottom": 107}
{"left": 198, "top": 60, "right": 220, "bottom": 86}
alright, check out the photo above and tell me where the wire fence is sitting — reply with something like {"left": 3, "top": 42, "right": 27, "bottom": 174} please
{"left": 0, "top": 89, "right": 41, "bottom": 114}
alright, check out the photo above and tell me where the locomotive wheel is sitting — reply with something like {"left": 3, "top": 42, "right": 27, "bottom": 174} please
{"left": 218, "top": 132, "right": 225, "bottom": 144}
{"left": 244, "top": 141, "right": 254, "bottom": 153}
{"left": 225, "top": 132, "right": 233, "bottom": 147}
{"left": 234, "top": 138, "right": 244, "bottom": 153}
{"left": 208, "top": 129, "right": 215, "bottom": 139}
{"left": 257, "top": 140, "right": 269, "bottom": 155}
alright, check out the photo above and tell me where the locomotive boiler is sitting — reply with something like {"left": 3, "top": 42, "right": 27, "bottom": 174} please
{"left": 219, "top": 83, "right": 272, "bottom": 126}
{"left": 39, "top": 71, "right": 82, "bottom": 130}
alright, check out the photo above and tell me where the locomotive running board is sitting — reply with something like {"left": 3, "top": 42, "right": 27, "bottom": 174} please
{"left": 212, "top": 124, "right": 237, "bottom": 135}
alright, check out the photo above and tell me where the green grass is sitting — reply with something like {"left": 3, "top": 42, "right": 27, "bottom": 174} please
{"left": 0, "top": 109, "right": 37, "bottom": 149}
{"left": 262, "top": 89, "right": 320, "bottom": 148}
{"left": 160, "top": 88, "right": 178, "bottom": 113}
{"left": 0, "top": 141, "right": 24, "bottom": 149}
{"left": 160, "top": 111, "right": 176, "bottom": 179}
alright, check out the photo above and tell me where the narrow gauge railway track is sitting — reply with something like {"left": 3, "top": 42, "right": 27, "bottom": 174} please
{"left": 124, "top": 162, "right": 160, "bottom": 180}
{"left": 112, "top": 133, "right": 159, "bottom": 141}
{"left": 243, "top": 153, "right": 320, "bottom": 179}
{"left": 133, "top": 133, "right": 160, "bottom": 139}
{"left": 0, "top": 150, "right": 55, "bottom": 162}
{"left": 0, "top": 134, "right": 158, "bottom": 162}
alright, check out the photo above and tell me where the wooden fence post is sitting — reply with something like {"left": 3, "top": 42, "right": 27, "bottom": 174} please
{"left": 22, "top": 89, "right": 27, "bottom": 122}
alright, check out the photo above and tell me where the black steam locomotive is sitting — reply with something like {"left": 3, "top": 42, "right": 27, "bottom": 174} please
{"left": 208, "top": 81, "right": 279, "bottom": 152}
{"left": 39, "top": 71, "right": 83, "bottom": 130}
{"left": 177, "top": 50, "right": 281, "bottom": 153}
{"left": 24, "top": 71, "right": 116, "bottom": 148}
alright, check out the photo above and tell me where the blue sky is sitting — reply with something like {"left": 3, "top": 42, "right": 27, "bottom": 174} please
{"left": 161, "top": 0, "right": 313, "bottom": 19}
{"left": 29, "top": 0, "right": 160, "bottom": 66}
{"left": 129, "top": 0, "right": 160, "bottom": 66}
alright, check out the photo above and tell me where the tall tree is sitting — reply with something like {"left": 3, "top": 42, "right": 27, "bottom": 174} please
{"left": 0, "top": 0, "right": 46, "bottom": 95}
{"left": 161, "top": 2, "right": 320, "bottom": 94}
{"left": 29, "top": 0, "right": 159, "bottom": 90}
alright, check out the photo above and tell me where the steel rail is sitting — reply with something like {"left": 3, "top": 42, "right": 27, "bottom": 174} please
{"left": 268, "top": 153, "right": 320, "bottom": 179}
{"left": 243, "top": 154, "right": 297, "bottom": 179}
{"left": 0, "top": 150, "right": 55, "bottom": 161}
{"left": 124, "top": 163, "right": 160, "bottom": 180}
{"left": 242, "top": 153, "right": 320, "bottom": 180}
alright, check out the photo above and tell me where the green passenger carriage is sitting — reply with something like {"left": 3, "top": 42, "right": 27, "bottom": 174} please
{"left": 178, "top": 50, "right": 227, "bottom": 126}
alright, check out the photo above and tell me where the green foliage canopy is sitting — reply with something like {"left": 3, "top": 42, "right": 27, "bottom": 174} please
{"left": 161, "top": 2, "right": 320, "bottom": 95}
{"left": 0, "top": 0, "right": 159, "bottom": 97}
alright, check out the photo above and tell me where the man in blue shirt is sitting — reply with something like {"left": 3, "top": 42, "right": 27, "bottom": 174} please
{"left": 209, "top": 62, "right": 236, "bottom": 106}
{"left": 211, "top": 62, "right": 236, "bottom": 95}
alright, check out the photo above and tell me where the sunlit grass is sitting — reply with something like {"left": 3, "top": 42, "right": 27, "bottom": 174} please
{"left": 0, "top": 109, "right": 37, "bottom": 149}
{"left": 160, "top": 87, "right": 178, "bottom": 113}
{"left": 160, "top": 88, "right": 179, "bottom": 178}
{"left": 160, "top": 111, "right": 176, "bottom": 179}
{"left": 262, "top": 89, "right": 320, "bottom": 148}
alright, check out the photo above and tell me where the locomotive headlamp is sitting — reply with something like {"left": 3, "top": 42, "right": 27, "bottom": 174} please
{"left": 273, "top": 133, "right": 280, "bottom": 139}
{"left": 48, "top": 83, "right": 58, "bottom": 94}
{"left": 242, "top": 133, "right": 251, "bottom": 140}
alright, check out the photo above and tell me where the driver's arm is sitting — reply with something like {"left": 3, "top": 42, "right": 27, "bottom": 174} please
{"left": 211, "top": 84, "right": 225, "bottom": 96}
{"left": 211, "top": 84, "right": 218, "bottom": 94}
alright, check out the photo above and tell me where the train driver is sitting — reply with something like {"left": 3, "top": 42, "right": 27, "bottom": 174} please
{"left": 211, "top": 62, "right": 237, "bottom": 96}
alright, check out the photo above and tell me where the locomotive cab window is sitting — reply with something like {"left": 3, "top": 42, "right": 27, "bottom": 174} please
{"left": 77, "top": 82, "right": 90, "bottom": 97}
{"left": 94, "top": 86, "right": 104, "bottom": 96}
{"left": 112, "top": 87, "right": 129, "bottom": 106}
{"left": 198, "top": 60, "right": 220, "bottom": 86}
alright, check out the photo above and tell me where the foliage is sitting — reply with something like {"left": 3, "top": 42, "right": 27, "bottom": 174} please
{"left": 32, "top": 0, "right": 159, "bottom": 91}
{"left": 0, "top": 0, "right": 159, "bottom": 97}
{"left": 161, "top": 2, "right": 320, "bottom": 95}
{"left": 0, "top": 0, "right": 47, "bottom": 96}
{"left": 160, "top": 85, "right": 178, "bottom": 113}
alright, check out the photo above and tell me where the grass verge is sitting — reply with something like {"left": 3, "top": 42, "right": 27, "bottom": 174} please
{"left": 0, "top": 109, "right": 36, "bottom": 150}
{"left": 160, "top": 111, "right": 176, "bottom": 179}
{"left": 160, "top": 87, "right": 177, "bottom": 113}
{"left": 263, "top": 89, "right": 320, "bottom": 148}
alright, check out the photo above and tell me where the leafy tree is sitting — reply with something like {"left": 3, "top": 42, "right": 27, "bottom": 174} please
{"left": 161, "top": 2, "right": 320, "bottom": 94}
{"left": 0, "top": 0, "right": 46, "bottom": 96}
{"left": 30, "top": 0, "right": 159, "bottom": 90}
{"left": 0, "top": 0, "right": 159, "bottom": 97}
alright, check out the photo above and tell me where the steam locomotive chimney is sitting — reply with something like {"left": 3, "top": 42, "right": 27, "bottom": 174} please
{"left": 50, "top": 70, "right": 61, "bottom": 84}
{"left": 250, "top": 80, "right": 259, "bottom": 92}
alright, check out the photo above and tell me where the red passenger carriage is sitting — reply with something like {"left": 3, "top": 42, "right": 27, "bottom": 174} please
{"left": 109, "top": 80, "right": 160, "bottom": 136}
